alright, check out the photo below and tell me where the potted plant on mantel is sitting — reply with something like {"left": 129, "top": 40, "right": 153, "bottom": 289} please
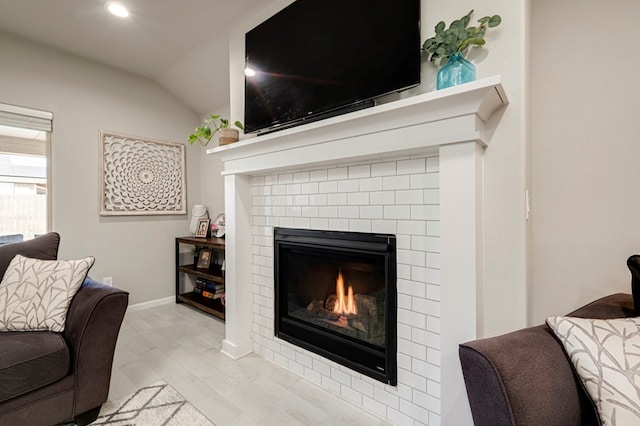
{"left": 188, "top": 114, "right": 244, "bottom": 147}
{"left": 422, "top": 10, "right": 501, "bottom": 90}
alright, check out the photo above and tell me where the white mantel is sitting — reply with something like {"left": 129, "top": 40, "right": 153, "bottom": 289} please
{"left": 208, "top": 75, "right": 508, "bottom": 426}
{"left": 208, "top": 75, "right": 506, "bottom": 175}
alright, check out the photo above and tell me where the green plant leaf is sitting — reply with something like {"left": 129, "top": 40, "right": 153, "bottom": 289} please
{"left": 421, "top": 9, "right": 501, "bottom": 60}
{"left": 234, "top": 121, "right": 244, "bottom": 131}
{"left": 462, "top": 10, "right": 473, "bottom": 26}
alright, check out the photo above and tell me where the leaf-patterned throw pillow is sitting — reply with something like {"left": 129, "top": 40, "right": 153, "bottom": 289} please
{"left": 547, "top": 316, "right": 640, "bottom": 426}
{"left": 0, "top": 254, "right": 94, "bottom": 332}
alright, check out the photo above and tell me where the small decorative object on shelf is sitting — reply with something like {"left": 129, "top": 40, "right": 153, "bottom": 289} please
{"left": 189, "top": 204, "right": 208, "bottom": 235}
{"left": 188, "top": 114, "right": 244, "bottom": 147}
{"left": 211, "top": 213, "right": 225, "bottom": 238}
{"left": 437, "top": 53, "right": 476, "bottom": 90}
{"left": 422, "top": 10, "right": 501, "bottom": 90}
{"left": 195, "top": 218, "right": 210, "bottom": 238}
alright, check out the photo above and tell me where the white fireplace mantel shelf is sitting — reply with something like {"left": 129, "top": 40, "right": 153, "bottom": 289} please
{"left": 208, "top": 75, "right": 507, "bottom": 175}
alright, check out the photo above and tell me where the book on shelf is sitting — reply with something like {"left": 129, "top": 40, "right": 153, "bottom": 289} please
{"left": 193, "top": 288, "right": 222, "bottom": 300}
{"left": 195, "top": 278, "right": 224, "bottom": 291}
{"left": 193, "top": 284, "right": 223, "bottom": 293}
{"left": 194, "top": 279, "right": 223, "bottom": 297}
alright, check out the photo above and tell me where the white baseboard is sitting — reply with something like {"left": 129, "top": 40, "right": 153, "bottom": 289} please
{"left": 127, "top": 296, "right": 174, "bottom": 313}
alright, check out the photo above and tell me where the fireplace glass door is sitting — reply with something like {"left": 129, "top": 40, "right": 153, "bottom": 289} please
{"left": 274, "top": 228, "right": 397, "bottom": 385}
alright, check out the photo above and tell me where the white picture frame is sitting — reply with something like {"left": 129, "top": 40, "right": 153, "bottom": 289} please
{"left": 99, "top": 131, "right": 187, "bottom": 216}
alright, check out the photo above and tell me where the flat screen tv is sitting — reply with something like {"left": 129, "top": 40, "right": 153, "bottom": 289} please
{"left": 244, "top": 0, "right": 421, "bottom": 134}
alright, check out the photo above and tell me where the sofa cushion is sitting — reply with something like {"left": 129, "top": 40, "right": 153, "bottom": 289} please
{"left": 0, "top": 232, "right": 60, "bottom": 280}
{"left": 0, "top": 331, "right": 70, "bottom": 403}
{"left": 0, "top": 255, "right": 94, "bottom": 332}
{"left": 547, "top": 316, "right": 640, "bottom": 426}
{"left": 567, "top": 293, "right": 635, "bottom": 319}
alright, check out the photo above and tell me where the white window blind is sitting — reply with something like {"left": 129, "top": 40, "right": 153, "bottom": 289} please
{"left": 0, "top": 103, "right": 52, "bottom": 132}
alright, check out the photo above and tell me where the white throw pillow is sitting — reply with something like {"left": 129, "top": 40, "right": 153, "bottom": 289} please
{"left": 0, "top": 254, "right": 94, "bottom": 332}
{"left": 546, "top": 316, "right": 640, "bottom": 426}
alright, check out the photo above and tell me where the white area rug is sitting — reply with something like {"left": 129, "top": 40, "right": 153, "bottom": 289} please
{"left": 93, "top": 381, "right": 214, "bottom": 425}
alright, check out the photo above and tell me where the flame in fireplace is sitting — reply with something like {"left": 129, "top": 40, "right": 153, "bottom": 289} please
{"left": 333, "top": 270, "right": 357, "bottom": 315}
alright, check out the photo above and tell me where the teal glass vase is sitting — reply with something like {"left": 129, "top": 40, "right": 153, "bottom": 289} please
{"left": 436, "top": 53, "right": 476, "bottom": 90}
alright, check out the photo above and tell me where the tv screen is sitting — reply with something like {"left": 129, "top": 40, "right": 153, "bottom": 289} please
{"left": 244, "top": 0, "right": 421, "bottom": 134}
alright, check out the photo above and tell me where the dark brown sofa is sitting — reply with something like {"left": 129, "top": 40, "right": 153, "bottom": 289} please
{"left": 459, "top": 293, "right": 634, "bottom": 426}
{"left": 0, "top": 233, "right": 129, "bottom": 426}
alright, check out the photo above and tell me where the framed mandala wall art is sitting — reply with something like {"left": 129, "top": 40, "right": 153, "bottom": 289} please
{"left": 99, "top": 131, "right": 187, "bottom": 216}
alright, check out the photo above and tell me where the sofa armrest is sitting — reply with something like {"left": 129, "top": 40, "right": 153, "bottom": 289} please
{"left": 459, "top": 293, "right": 634, "bottom": 426}
{"left": 460, "top": 325, "right": 595, "bottom": 426}
{"left": 63, "top": 278, "right": 129, "bottom": 416}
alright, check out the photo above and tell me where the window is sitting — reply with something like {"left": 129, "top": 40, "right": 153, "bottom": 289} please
{"left": 0, "top": 104, "right": 52, "bottom": 241}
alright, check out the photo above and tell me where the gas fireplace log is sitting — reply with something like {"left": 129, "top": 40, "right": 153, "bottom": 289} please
{"left": 325, "top": 294, "right": 337, "bottom": 312}
{"left": 316, "top": 308, "right": 340, "bottom": 321}
{"left": 306, "top": 300, "right": 324, "bottom": 311}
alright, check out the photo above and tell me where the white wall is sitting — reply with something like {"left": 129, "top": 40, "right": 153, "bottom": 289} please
{"left": 0, "top": 31, "right": 201, "bottom": 305}
{"left": 198, "top": 105, "right": 230, "bottom": 217}
{"left": 229, "top": 0, "right": 529, "bottom": 337}
{"left": 530, "top": 0, "right": 640, "bottom": 323}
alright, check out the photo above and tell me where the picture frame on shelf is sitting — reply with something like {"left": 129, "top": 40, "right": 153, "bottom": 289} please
{"left": 195, "top": 218, "right": 210, "bottom": 238}
{"left": 196, "top": 249, "right": 212, "bottom": 269}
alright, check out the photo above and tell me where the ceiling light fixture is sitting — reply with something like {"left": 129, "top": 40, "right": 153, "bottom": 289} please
{"left": 106, "top": 3, "right": 130, "bottom": 18}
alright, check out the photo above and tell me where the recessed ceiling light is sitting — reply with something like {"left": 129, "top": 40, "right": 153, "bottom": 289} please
{"left": 107, "top": 3, "right": 130, "bottom": 18}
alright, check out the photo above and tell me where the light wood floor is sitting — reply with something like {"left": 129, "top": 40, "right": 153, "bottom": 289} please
{"left": 110, "top": 302, "right": 390, "bottom": 425}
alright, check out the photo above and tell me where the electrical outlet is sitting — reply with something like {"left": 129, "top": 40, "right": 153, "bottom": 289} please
{"left": 103, "top": 276, "right": 113, "bottom": 286}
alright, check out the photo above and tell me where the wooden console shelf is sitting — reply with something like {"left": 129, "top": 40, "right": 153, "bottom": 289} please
{"left": 177, "top": 292, "right": 225, "bottom": 320}
{"left": 175, "top": 236, "right": 225, "bottom": 320}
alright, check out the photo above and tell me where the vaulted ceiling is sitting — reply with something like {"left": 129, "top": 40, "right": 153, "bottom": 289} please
{"left": 0, "top": 0, "right": 269, "bottom": 116}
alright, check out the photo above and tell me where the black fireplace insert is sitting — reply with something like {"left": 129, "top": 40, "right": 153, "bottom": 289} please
{"left": 274, "top": 227, "right": 397, "bottom": 385}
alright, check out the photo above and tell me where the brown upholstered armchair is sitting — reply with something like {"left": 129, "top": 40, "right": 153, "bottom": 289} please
{"left": 0, "top": 233, "right": 129, "bottom": 426}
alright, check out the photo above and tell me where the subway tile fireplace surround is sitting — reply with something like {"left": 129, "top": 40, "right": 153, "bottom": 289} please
{"left": 208, "top": 76, "right": 508, "bottom": 426}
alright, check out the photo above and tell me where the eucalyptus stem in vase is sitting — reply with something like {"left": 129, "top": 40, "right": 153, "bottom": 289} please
{"left": 422, "top": 10, "right": 501, "bottom": 89}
